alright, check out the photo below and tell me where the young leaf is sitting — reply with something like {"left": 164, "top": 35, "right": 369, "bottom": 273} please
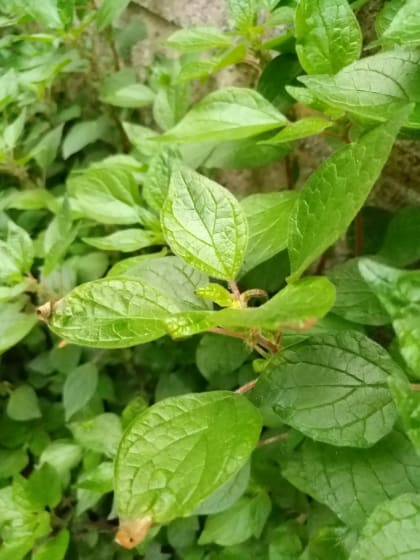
{"left": 100, "top": 83, "right": 155, "bottom": 109}
{"left": 195, "top": 283, "right": 233, "bottom": 307}
{"left": 114, "top": 392, "right": 261, "bottom": 535}
{"left": 300, "top": 47, "right": 420, "bottom": 127}
{"left": 198, "top": 492, "right": 271, "bottom": 546}
{"left": 349, "top": 494, "right": 420, "bottom": 560}
{"left": 63, "top": 364, "right": 98, "bottom": 421}
{"left": 161, "top": 165, "right": 248, "bottom": 280}
{"left": 83, "top": 229, "right": 162, "bottom": 252}
{"left": 67, "top": 166, "right": 143, "bottom": 225}
{"left": 165, "top": 276, "right": 335, "bottom": 338}
{"left": 251, "top": 331, "right": 400, "bottom": 447}
{"left": 177, "top": 45, "right": 247, "bottom": 83}
{"left": 283, "top": 430, "right": 420, "bottom": 529}
{"left": 157, "top": 87, "right": 287, "bottom": 143}
{"left": 382, "top": 0, "right": 420, "bottom": 46}
{"left": 166, "top": 27, "right": 234, "bottom": 52}
{"left": 227, "top": 0, "right": 258, "bottom": 31}
{"left": 295, "top": 0, "right": 362, "bottom": 75}
{"left": 0, "top": 304, "right": 37, "bottom": 355}
{"left": 327, "top": 258, "right": 390, "bottom": 326}
{"left": 7, "top": 385, "right": 42, "bottom": 422}
{"left": 109, "top": 255, "right": 211, "bottom": 311}
{"left": 359, "top": 259, "right": 420, "bottom": 375}
{"left": 45, "top": 277, "right": 180, "bottom": 348}
{"left": 240, "top": 192, "right": 298, "bottom": 275}
{"left": 288, "top": 108, "right": 408, "bottom": 280}
{"left": 261, "top": 117, "right": 332, "bottom": 144}
{"left": 379, "top": 207, "right": 420, "bottom": 267}
{"left": 96, "top": 0, "right": 131, "bottom": 30}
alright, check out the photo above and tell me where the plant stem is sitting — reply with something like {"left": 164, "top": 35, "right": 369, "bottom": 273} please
{"left": 235, "top": 379, "right": 257, "bottom": 394}
{"left": 257, "top": 433, "right": 288, "bottom": 447}
{"left": 208, "top": 326, "right": 247, "bottom": 341}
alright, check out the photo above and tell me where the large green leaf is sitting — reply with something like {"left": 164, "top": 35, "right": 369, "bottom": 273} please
{"left": 295, "top": 0, "right": 362, "bottom": 74}
{"left": 382, "top": 0, "right": 420, "bottom": 46}
{"left": 283, "top": 431, "right": 420, "bottom": 529}
{"left": 240, "top": 192, "right": 297, "bottom": 275}
{"left": 327, "top": 258, "right": 390, "bottom": 325}
{"left": 161, "top": 165, "right": 248, "bottom": 280}
{"left": 114, "top": 392, "right": 261, "bottom": 530}
{"left": 109, "top": 256, "right": 211, "bottom": 311}
{"left": 349, "top": 494, "right": 420, "bottom": 560}
{"left": 158, "top": 88, "right": 287, "bottom": 143}
{"left": 288, "top": 109, "right": 408, "bottom": 280}
{"left": 300, "top": 47, "right": 420, "bottom": 127}
{"left": 46, "top": 277, "right": 180, "bottom": 348}
{"left": 164, "top": 277, "right": 335, "bottom": 338}
{"left": 359, "top": 259, "right": 420, "bottom": 376}
{"left": 67, "top": 166, "right": 144, "bottom": 225}
{"left": 251, "top": 331, "right": 400, "bottom": 447}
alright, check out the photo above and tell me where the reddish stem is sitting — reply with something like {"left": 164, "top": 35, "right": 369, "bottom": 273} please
{"left": 235, "top": 379, "right": 257, "bottom": 394}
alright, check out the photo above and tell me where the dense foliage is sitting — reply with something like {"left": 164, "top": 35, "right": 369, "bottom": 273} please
{"left": 1, "top": 0, "right": 420, "bottom": 558}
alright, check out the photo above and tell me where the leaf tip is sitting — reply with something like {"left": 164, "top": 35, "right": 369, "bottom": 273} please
{"left": 115, "top": 516, "right": 153, "bottom": 549}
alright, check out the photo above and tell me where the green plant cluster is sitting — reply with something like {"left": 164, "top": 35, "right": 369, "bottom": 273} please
{"left": 1, "top": 0, "right": 420, "bottom": 558}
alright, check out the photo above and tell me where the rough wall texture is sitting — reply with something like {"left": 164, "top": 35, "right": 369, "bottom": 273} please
{"left": 131, "top": 0, "right": 420, "bottom": 207}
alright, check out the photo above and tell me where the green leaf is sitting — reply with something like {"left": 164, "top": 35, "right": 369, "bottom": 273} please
{"left": 25, "top": 464, "right": 62, "bottom": 509}
{"left": 100, "top": 83, "right": 154, "bottom": 109}
{"left": 166, "top": 27, "right": 234, "bottom": 52}
{"left": 375, "top": 0, "right": 405, "bottom": 37}
{"left": 63, "top": 363, "right": 98, "bottom": 421}
{"left": 43, "top": 198, "right": 77, "bottom": 275}
{"left": 76, "top": 461, "right": 113, "bottom": 493}
{"left": 327, "top": 258, "right": 390, "bottom": 325}
{"left": 195, "top": 283, "right": 233, "bottom": 307}
{"left": 389, "top": 377, "right": 420, "bottom": 452}
{"left": 379, "top": 207, "right": 420, "bottom": 267}
{"left": 295, "top": 0, "right": 362, "bottom": 75}
{"left": 240, "top": 192, "right": 297, "bottom": 275}
{"left": 22, "top": 0, "right": 63, "bottom": 29}
{"left": 0, "top": 447, "right": 28, "bottom": 479}
{"left": 157, "top": 87, "right": 287, "bottom": 143}
{"left": 177, "top": 45, "right": 247, "bottom": 83}
{"left": 109, "top": 255, "right": 211, "bottom": 311}
{"left": 7, "top": 385, "right": 42, "bottom": 422}
{"left": 39, "top": 441, "right": 82, "bottom": 478}
{"left": 47, "top": 277, "right": 180, "bottom": 348}
{"left": 83, "top": 229, "right": 162, "bottom": 252}
{"left": 288, "top": 109, "right": 408, "bottom": 280}
{"left": 0, "top": 214, "right": 34, "bottom": 284}
{"left": 262, "top": 117, "right": 333, "bottom": 144}
{"left": 358, "top": 259, "right": 420, "bottom": 375}
{"left": 227, "top": 0, "right": 258, "bottom": 30}
{"left": 114, "top": 392, "right": 261, "bottom": 525}
{"left": 62, "top": 117, "right": 112, "bottom": 159}
{"left": 28, "top": 125, "right": 63, "bottom": 171}
{"left": 70, "top": 413, "right": 122, "bottom": 457}
{"left": 165, "top": 277, "right": 335, "bottom": 338}
{"left": 198, "top": 492, "right": 271, "bottom": 546}
{"left": 96, "top": 0, "right": 130, "bottom": 30}
{"left": 32, "top": 529, "right": 69, "bottom": 560}
{"left": 283, "top": 430, "right": 420, "bottom": 529}
{"left": 196, "top": 333, "right": 251, "bottom": 383}
{"left": 349, "top": 494, "right": 420, "bottom": 560}
{"left": 251, "top": 331, "right": 400, "bottom": 447}
{"left": 153, "top": 82, "right": 190, "bottom": 131}
{"left": 382, "top": 0, "right": 420, "bottom": 46}
{"left": 67, "top": 166, "right": 143, "bottom": 225}
{"left": 257, "top": 54, "right": 302, "bottom": 113}
{"left": 300, "top": 48, "right": 420, "bottom": 128}
{"left": 161, "top": 165, "right": 248, "bottom": 280}
{"left": 4, "top": 110, "right": 26, "bottom": 151}
{"left": 194, "top": 462, "right": 250, "bottom": 515}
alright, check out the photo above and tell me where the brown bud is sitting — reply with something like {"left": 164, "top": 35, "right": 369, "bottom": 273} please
{"left": 115, "top": 516, "right": 153, "bottom": 549}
